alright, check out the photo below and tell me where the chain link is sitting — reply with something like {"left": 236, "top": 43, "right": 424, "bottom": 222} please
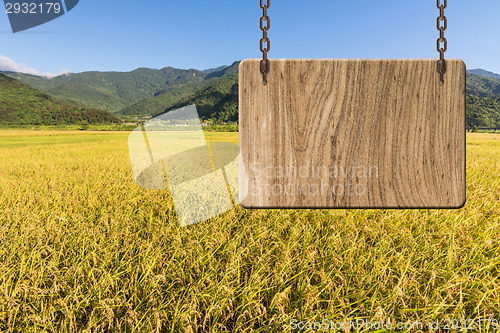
{"left": 437, "top": 0, "right": 447, "bottom": 85}
{"left": 260, "top": 0, "right": 270, "bottom": 85}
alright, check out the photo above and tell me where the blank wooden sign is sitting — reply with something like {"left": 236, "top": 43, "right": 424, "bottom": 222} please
{"left": 239, "top": 59, "right": 466, "bottom": 209}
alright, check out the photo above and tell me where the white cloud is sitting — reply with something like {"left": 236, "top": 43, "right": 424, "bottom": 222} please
{"left": 0, "top": 54, "right": 70, "bottom": 78}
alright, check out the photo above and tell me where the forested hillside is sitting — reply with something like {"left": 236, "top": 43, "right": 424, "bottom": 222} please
{"left": 4, "top": 62, "right": 239, "bottom": 113}
{"left": 466, "top": 73, "right": 500, "bottom": 128}
{"left": 159, "top": 74, "right": 238, "bottom": 123}
{"left": 0, "top": 74, "right": 120, "bottom": 125}
{"left": 117, "top": 62, "right": 239, "bottom": 116}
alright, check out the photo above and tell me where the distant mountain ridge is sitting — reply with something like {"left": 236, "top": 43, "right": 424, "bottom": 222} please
{"left": 202, "top": 65, "right": 229, "bottom": 74}
{"left": 3, "top": 62, "right": 239, "bottom": 113}
{"left": 467, "top": 69, "right": 500, "bottom": 80}
{"left": 117, "top": 62, "right": 239, "bottom": 116}
{"left": 0, "top": 73, "right": 120, "bottom": 126}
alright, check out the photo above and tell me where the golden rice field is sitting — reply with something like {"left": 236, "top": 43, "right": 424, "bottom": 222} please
{"left": 0, "top": 130, "right": 499, "bottom": 332}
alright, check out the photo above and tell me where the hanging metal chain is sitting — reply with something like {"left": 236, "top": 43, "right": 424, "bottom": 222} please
{"left": 260, "top": 0, "right": 270, "bottom": 85}
{"left": 258, "top": 1, "right": 447, "bottom": 85}
{"left": 437, "top": 0, "right": 447, "bottom": 85}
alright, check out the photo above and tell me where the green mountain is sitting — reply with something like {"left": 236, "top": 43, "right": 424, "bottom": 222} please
{"left": 3, "top": 63, "right": 238, "bottom": 113}
{"left": 0, "top": 73, "right": 120, "bottom": 126}
{"left": 117, "top": 81, "right": 206, "bottom": 117}
{"left": 467, "top": 69, "right": 500, "bottom": 80}
{"left": 466, "top": 73, "right": 500, "bottom": 97}
{"left": 466, "top": 73, "right": 500, "bottom": 128}
{"left": 202, "top": 65, "right": 229, "bottom": 74}
{"left": 117, "top": 62, "right": 239, "bottom": 117}
{"left": 157, "top": 74, "right": 239, "bottom": 123}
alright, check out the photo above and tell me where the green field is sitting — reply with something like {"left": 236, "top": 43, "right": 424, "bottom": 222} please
{"left": 0, "top": 131, "right": 499, "bottom": 332}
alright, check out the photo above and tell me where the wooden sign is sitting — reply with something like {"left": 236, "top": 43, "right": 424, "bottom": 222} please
{"left": 239, "top": 59, "right": 466, "bottom": 209}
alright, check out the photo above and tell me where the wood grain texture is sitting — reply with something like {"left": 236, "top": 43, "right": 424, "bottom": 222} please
{"left": 239, "top": 59, "right": 466, "bottom": 208}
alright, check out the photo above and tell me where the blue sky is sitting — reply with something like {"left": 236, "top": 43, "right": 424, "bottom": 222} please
{"left": 1, "top": 0, "right": 499, "bottom": 75}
